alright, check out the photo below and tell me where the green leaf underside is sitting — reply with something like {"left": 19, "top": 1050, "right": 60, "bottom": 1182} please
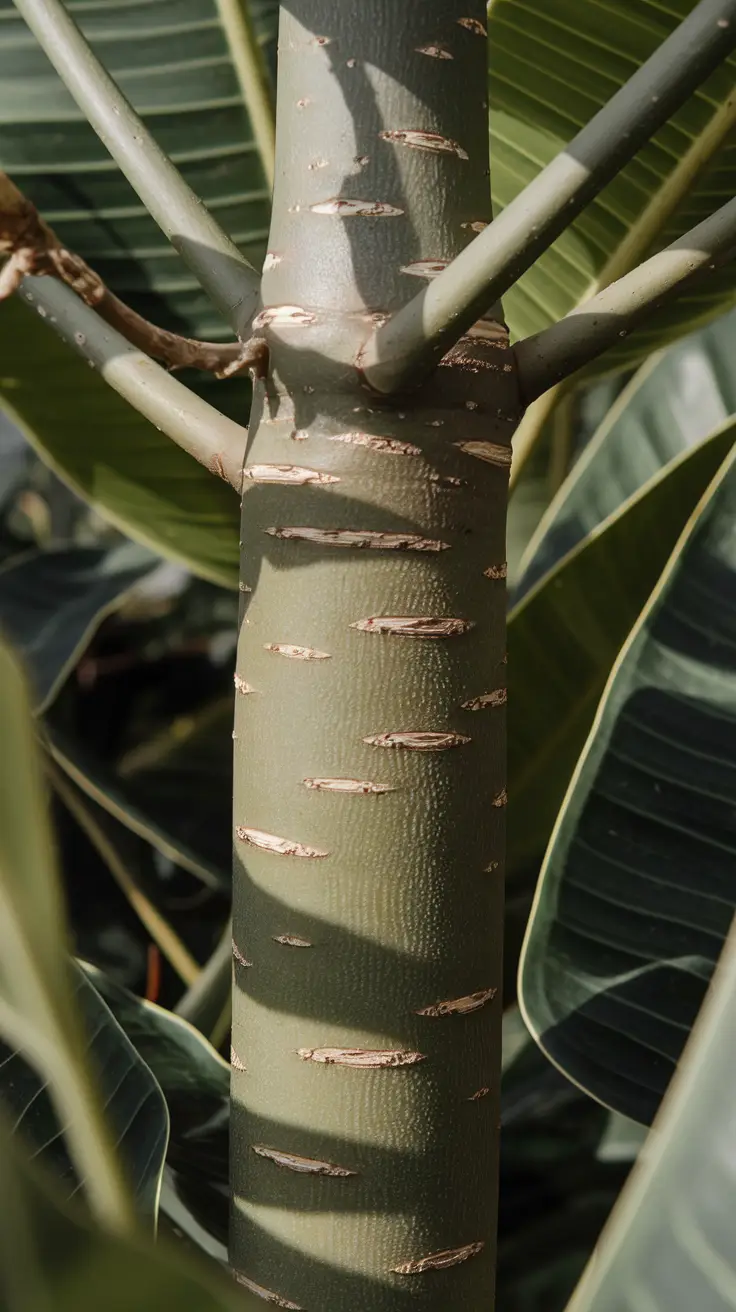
{"left": 0, "top": 299, "right": 241, "bottom": 586}
{"left": 516, "top": 309, "right": 736, "bottom": 600}
{"left": 0, "top": 965, "right": 168, "bottom": 1218}
{"left": 507, "top": 415, "right": 736, "bottom": 884}
{"left": 519, "top": 445, "right": 736, "bottom": 1125}
{"left": 490, "top": 0, "right": 736, "bottom": 371}
{"left": 0, "top": 542, "right": 160, "bottom": 712}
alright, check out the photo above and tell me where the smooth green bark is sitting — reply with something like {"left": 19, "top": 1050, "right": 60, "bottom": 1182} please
{"left": 230, "top": 4, "right": 518, "bottom": 1308}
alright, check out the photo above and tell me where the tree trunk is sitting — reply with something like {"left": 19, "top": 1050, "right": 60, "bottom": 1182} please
{"left": 230, "top": 4, "right": 521, "bottom": 1308}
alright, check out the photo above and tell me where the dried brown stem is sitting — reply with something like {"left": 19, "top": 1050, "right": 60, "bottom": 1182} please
{"left": 0, "top": 170, "right": 267, "bottom": 379}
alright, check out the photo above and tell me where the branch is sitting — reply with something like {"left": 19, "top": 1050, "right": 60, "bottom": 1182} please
{"left": 13, "top": 0, "right": 262, "bottom": 339}
{"left": 0, "top": 171, "right": 267, "bottom": 380}
{"left": 514, "top": 197, "right": 736, "bottom": 403}
{"left": 361, "top": 0, "right": 736, "bottom": 394}
{"left": 15, "top": 273, "right": 253, "bottom": 491}
{"left": 216, "top": 0, "right": 276, "bottom": 191}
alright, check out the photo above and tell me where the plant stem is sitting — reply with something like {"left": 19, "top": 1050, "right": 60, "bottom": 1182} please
{"left": 509, "top": 386, "right": 564, "bottom": 491}
{"left": 18, "top": 275, "right": 251, "bottom": 489}
{"left": 515, "top": 196, "right": 736, "bottom": 401}
{"left": 175, "top": 921, "right": 232, "bottom": 1039}
{"left": 12, "top": 0, "right": 261, "bottom": 338}
{"left": 215, "top": 0, "right": 276, "bottom": 191}
{"left": 361, "top": 0, "right": 736, "bottom": 394}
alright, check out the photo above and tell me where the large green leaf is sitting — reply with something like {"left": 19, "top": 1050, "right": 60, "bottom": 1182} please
{"left": 507, "top": 415, "right": 736, "bottom": 883}
{"left": 0, "top": 964, "right": 168, "bottom": 1219}
{"left": 562, "top": 915, "right": 736, "bottom": 1312}
{"left": 489, "top": 0, "right": 736, "bottom": 369}
{"left": 515, "top": 309, "right": 736, "bottom": 601}
{"left": 0, "top": 301, "right": 241, "bottom": 588}
{"left": 0, "top": 542, "right": 160, "bottom": 711}
{"left": 519, "top": 447, "right": 736, "bottom": 1124}
{"left": 0, "top": 1113, "right": 258, "bottom": 1312}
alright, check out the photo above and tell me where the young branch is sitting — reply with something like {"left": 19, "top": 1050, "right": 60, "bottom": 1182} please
{"left": 514, "top": 196, "right": 736, "bottom": 402}
{"left": 361, "top": 0, "right": 736, "bottom": 394}
{"left": 215, "top": 0, "right": 276, "bottom": 191}
{"left": 0, "top": 171, "right": 267, "bottom": 379}
{"left": 17, "top": 274, "right": 252, "bottom": 490}
{"left": 13, "top": 0, "right": 262, "bottom": 339}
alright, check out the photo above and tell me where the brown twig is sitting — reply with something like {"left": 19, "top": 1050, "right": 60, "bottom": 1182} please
{"left": 0, "top": 170, "right": 267, "bottom": 379}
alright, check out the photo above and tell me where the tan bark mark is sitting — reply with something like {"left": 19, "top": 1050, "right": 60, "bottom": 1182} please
{"left": 273, "top": 934, "right": 313, "bottom": 947}
{"left": 298, "top": 1047, "right": 426, "bottom": 1067}
{"left": 393, "top": 1241, "right": 485, "bottom": 1275}
{"left": 455, "top": 441, "right": 512, "bottom": 468}
{"left": 416, "top": 987, "right": 497, "bottom": 1017}
{"left": 415, "top": 43, "right": 453, "bottom": 58}
{"left": 236, "top": 827, "right": 329, "bottom": 858}
{"left": 251, "top": 1145, "right": 356, "bottom": 1176}
{"left": 468, "top": 1087, "right": 490, "bottom": 1101}
{"left": 311, "top": 198, "right": 404, "bottom": 217}
{"left": 352, "top": 616, "right": 473, "bottom": 638}
{"left": 264, "top": 644, "right": 331, "bottom": 660}
{"left": 233, "top": 1272, "right": 303, "bottom": 1309}
{"left": 400, "top": 259, "right": 450, "bottom": 279}
{"left": 231, "top": 1046, "right": 247, "bottom": 1072}
{"left": 327, "top": 431, "right": 422, "bottom": 456}
{"left": 364, "top": 731, "right": 471, "bottom": 751}
{"left": 379, "top": 130, "right": 468, "bottom": 161}
{"left": 239, "top": 581, "right": 252, "bottom": 593}
{"left": 303, "top": 776, "right": 395, "bottom": 794}
{"left": 484, "top": 563, "right": 508, "bottom": 580}
{"left": 461, "top": 689, "right": 507, "bottom": 711}
{"left": 457, "top": 17, "right": 487, "bottom": 35}
{"left": 234, "top": 674, "right": 255, "bottom": 695}
{"left": 492, "top": 788, "right": 508, "bottom": 808}
{"left": 266, "top": 527, "right": 449, "bottom": 552}
{"left": 461, "top": 220, "right": 488, "bottom": 232}
{"left": 484, "top": 860, "right": 500, "bottom": 873}
{"left": 232, "top": 939, "right": 253, "bottom": 968}
{"left": 243, "top": 464, "right": 339, "bottom": 485}
{"left": 252, "top": 305, "right": 316, "bottom": 329}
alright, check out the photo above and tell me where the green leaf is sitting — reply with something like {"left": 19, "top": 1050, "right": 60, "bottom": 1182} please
{"left": 0, "top": 542, "right": 160, "bottom": 712}
{"left": 0, "top": 636, "right": 137, "bottom": 1232}
{"left": 0, "top": 1112, "right": 258, "bottom": 1312}
{"left": 561, "top": 917, "right": 736, "bottom": 1312}
{"left": 519, "top": 446, "right": 736, "bottom": 1124}
{"left": 507, "top": 415, "right": 736, "bottom": 883}
{"left": 515, "top": 309, "right": 736, "bottom": 601}
{"left": 489, "top": 0, "right": 736, "bottom": 369}
{"left": 0, "top": 300, "right": 241, "bottom": 588}
{"left": 0, "top": 964, "right": 168, "bottom": 1220}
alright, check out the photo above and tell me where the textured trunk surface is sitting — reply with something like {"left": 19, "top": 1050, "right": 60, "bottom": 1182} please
{"left": 230, "top": 4, "right": 521, "bottom": 1309}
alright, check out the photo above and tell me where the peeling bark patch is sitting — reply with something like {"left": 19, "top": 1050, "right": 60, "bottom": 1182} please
{"left": 492, "top": 788, "right": 508, "bottom": 808}
{"left": 352, "top": 616, "right": 473, "bottom": 638}
{"left": 461, "top": 220, "right": 488, "bottom": 232}
{"left": 400, "top": 260, "right": 449, "bottom": 279}
{"left": 251, "top": 1145, "right": 356, "bottom": 1176}
{"left": 239, "top": 581, "right": 252, "bottom": 593}
{"left": 416, "top": 987, "right": 497, "bottom": 1017}
{"left": 328, "top": 431, "right": 422, "bottom": 456}
{"left": 308, "top": 157, "right": 329, "bottom": 170}
{"left": 455, "top": 441, "right": 512, "bottom": 468}
{"left": 233, "top": 1272, "right": 303, "bottom": 1309}
{"left": 484, "top": 860, "right": 500, "bottom": 873}
{"left": 236, "top": 827, "right": 328, "bottom": 858}
{"left": 265, "top": 527, "right": 449, "bottom": 552}
{"left": 457, "top": 16, "right": 487, "bottom": 34}
{"left": 393, "top": 1241, "right": 485, "bottom": 1275}
{"left": 311, "top": 198, "right": 404, "bottom": 217}
{"left": 416, "top": 43, "right": 453, "bottom": 58}
{"left": 244, "top": 464, "right": 339, "bottom": 486}
{"left": 231, "top": 1046, "right": 247, "bottom": 1072}
{"left": 364, "top": 731, "right": 471, "bottom": 751}
{"left": 303, "top": 777, "right": 395, "bottom": 795}
{"left": 232, "top": 940, "right": 253, "bottom": 968}
{"left": 252, "top": 305, "right": 316, "bottom": 330}
{"left": 468, "top": 1087, "right": 490, "bottom": 1101}
{"left": 234, "top": 674, "right": 255, "bottom": 695}
{"left": 262, "top": 252, "right": 281, "bottom": 271}
{"left": 264, "top": 643, "right": 331, "bottom": 660}
{"left": 431, "top": 474, "right": 467, "bottom": 489}
{"left": 298, "top": 1047, "right": 426, "bottom": 1067}
{"left": 379, "top": 130, "right": 468, "bottom": 161}
{"left": 461, "top": 689, "right": 507, "bottom": 711}
{"left": 273, "top": 934, "right": 313, "bottom": 947}
{"left": 484, "top": 563, "right": 508, "bottom": 580}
